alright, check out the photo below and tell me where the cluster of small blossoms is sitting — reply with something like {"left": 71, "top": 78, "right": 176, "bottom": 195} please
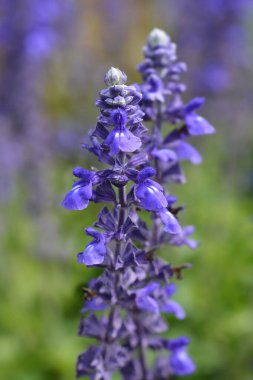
{"left": 137, "top": 28, "right": 215, "bottom": 186}
{"left": 62, "top": 30, "right": 215, "bottom": 379}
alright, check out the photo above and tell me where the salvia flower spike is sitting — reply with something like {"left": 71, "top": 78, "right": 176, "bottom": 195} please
{"left": 63, "top": 29, "right": 215, "bottom": 380}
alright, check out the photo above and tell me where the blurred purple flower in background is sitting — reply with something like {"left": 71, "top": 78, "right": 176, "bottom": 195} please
{"left": 152, "top": 1, "right": 253, "bottom": 189}
{"left": 0, "top": 0, "right": 75, "bottom": 204}
{"left": 173, "top": 0, "right": 252, "bottom": 95}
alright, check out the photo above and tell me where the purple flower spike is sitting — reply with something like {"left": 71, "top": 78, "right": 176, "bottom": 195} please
{"left": 138, "top": 27, "right": 215, "bottom": 192}
{"left": 105, "top": 109, "right": 142, "bottom": 155}
{"left": 62, "top": 40, "right": 214, "bottom": 375}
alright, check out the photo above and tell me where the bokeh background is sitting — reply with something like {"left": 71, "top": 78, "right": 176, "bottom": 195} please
{"left": 1, "top": 1, "right": 253, "bottom": 379}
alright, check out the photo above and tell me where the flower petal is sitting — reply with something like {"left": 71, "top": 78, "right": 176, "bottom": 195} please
{"left": 152, "top": 148, "right": 177, "bottom": 162}
{"left": 105, "top": 126, "right": 142, "bottom": 155}
{"left": 136, "top": 295, "right": 159, "bottom": 314}
{"left": 165, "top": 283, "right": 177, "bottom": 297}
{"left": 72, "top": 167, "right": 94, "bottom": 180}
{"left": 160, "top": 209, "right": 182, "bottom": 234}
{"left": 173, "top": 141, "right": 202, "bottom": 165}
{"left": 137, "top": 167, "right": 156, "bottom": 183}
{"left": 183, "top": 97, "right": 205, "bottom": 113}
{"left": 81, "top": 242, "right": 106, "bottom": 266}
{"left": 185, "top": 113, "right": 215, "bottom": 135}
{"left": 135, "top": 282, "right": 160, "bottom": 313}
{"left": 81, "top": 298, "right": 107, "bottom": 313}
{"left": 170, "top": 226, "right": 198, "bottom": 249}
{"left": 62, "top": 180, "right": 92, "bottom": 210}
{"left": 136, "top": 182, "right": 168, "bottom": 211}
{"left": 170, "top": 348, "right": 196, "bottom": 376}
{"left": 162, "top": 300, "right": 185, "bottom": 319}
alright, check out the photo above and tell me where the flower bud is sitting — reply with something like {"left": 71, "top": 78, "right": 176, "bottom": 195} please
{"left": 147, "top": 28, "right": 170, "bottom": 48}
{"left": 104, "top": 67, "right": 127, "bottom": 86}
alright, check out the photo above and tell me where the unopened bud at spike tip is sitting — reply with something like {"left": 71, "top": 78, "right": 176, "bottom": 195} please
{"left": 104, "top": 67, "right": 127, "bottom": 87}
{"left": 147, "top": 28, "right": 170, "bottom": 48}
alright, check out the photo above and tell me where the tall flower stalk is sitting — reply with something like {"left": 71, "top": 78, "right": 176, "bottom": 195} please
{"left": 62, "top": 30, "right": 215, "bottom": 379}
{"left": 137, "top": 28, "right": 215, "bottom": 183}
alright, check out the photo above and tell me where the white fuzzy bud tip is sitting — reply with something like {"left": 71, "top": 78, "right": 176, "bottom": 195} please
{"left": 147, "top": 28, "right": 170, "bottom": 48}
{"left": 104, "top": 67, "right": 127, "bottom": 86}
